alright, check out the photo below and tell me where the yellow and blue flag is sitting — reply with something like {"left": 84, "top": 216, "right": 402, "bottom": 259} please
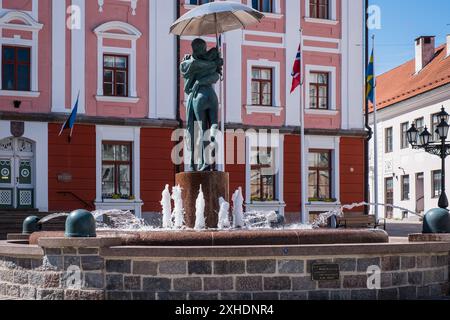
{"left": 366, "top": 50, "right": 375, "bottom": 104}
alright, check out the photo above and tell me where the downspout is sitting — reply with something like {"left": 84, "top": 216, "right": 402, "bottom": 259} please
{"left": 364, "top": 0, "right": 372, "bottom": 214}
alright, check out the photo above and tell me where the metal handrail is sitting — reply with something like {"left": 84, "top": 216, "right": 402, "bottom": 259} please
{"left": 57, "top": 191, "right": 93, "bottom": 209}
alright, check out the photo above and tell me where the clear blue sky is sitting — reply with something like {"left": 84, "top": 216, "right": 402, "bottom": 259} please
{"left": 369, "top": 0, "right": 450, "bottom": 75}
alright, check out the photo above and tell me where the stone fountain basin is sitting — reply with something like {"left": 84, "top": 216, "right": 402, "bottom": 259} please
{"left": 24, "top": 229, "right": 389, "bottom": 247}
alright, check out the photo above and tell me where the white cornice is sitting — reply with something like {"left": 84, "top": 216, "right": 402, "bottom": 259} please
{"left": 0, "top": 11, "right": 43, "bottom": 31}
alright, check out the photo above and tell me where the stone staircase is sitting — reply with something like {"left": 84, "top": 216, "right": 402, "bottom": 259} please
{"left": 0, "top": 210, "right": 66, "bottom": 240}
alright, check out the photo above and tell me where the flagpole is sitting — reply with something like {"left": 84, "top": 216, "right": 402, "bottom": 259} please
{"left": 372, "top": 34, "right": 379, "bottom": 222}
{"left": 299, "top": 28, "right": 307, "bottom": 224}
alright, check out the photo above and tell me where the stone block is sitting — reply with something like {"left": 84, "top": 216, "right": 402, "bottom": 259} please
{"left": 343, "top": 275, "right": 367, "bottom": 289}
{"left": 106, "top": 260, "right": 131, "bottom": 274}
{"left": 159, "top": 261, "right": 187, "bottom": 275}
{"left": 132, "top": 261, "right": 158, "bottom": 276}
{"left": 291, "top": 276, "right": 316, "bottom": 291}
{"left": 107, "top": 291, "right": 132, "bottom": 300}
{"left": 263, "top": 277, "right": 291, "bottom": 291}
{"left": 84, "top": 273, "right": 104, "bottom": 289}
{"left": 398, "top": 286, "right": 417, "bottom": 300}
{"left": 247, "top": 260, "right": 276, "bottom": 274}
{"left": 132, "top": 292, "right": 156, "bottom": 300}
{"left": 357, "top": 257, "right": 380, "bottom": 272}
{"left": 36, "top": 289, "right": 64, "bottom": 300}
{"left": 378, "top": 288, "right": 398, "bottom": 300}
{"left": 189, "top": 293, "right": 219, "bottom": 300}
{"left": 220, "top": 293, "right": 252, "bottom": 300}
{"left": 204, "top": 277, "right": 233, "bottom": 291}
{"left": 400, "top": 256, "right": 416, "bottom": 270}
{"left": 106, "top": 274, "right": 124, "bottom": 291}
{"left": 334, "top": 258, "right": 356, "bottom": 272}
{"left": 235, "top": 276, "right": 263, "bottom": 291}
{"left": 81, "top": 256, "right": 104, "bottom": 271}
{"left": 350, "top": 289, "right": 377, "bottom": 300}
{"left": 308, "top": 290, "right": 330, "bottom": 300}
{"left": 381, "top": 256, "right": 400, "bottom": 271}
{"left": 253, "top": 292, "right": 280, "bottom": 300}
{"left": 157, "top": 292, "right": 187, "bottom": 300}
{"left": 278, "top": 260, "right": 304, "bottom": 274}
{"left": 173, "top": 277, "right": 202, "bottom": 292}
{"left": 408, "top": 271, "right": 423, "bottom": 286}
{"left": 213, "top": 260, "right": 245, "bottom": 275}
{"left": 124, "top": 276, "right": 141, "bottom": 291}
{"left": 280, "top": 292, "right": 308, "bottom": 300}
{"left": 188, "top": 261, "right": 212, "bottom": 275}
{"left": 143, "top": 277, "right": 171, "bottom": 292}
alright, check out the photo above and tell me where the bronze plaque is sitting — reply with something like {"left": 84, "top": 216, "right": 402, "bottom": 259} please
{"left": 312, "top": 264, "right": 340, "bottom": 281}
{"left": 10, "top": 122, "right": 24, "bottom": 138}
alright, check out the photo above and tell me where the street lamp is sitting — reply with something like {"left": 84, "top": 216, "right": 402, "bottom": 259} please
{"left": 408, "top": 106, "right": 450, "bottom": 233}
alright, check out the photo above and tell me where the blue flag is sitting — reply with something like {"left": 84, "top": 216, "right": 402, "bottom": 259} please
{"left": 366, "top": 50, "right": 375, "bottom": 104}
{"left": 59, "top": 93, "right": 79, "bottom": 142}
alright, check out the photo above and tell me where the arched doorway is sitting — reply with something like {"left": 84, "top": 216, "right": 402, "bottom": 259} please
{"left": 0, "top": 137, "right": 35, "bottom": 209}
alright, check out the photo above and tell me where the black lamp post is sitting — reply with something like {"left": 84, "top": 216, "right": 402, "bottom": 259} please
{"left": 407, "top": 107, "right": 450, "bottom": 209}
{"left": 408, "top": 107, "right": 450, "bottom": 234}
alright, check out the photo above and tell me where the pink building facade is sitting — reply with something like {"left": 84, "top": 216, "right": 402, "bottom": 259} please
{"left": 0, "top": 0, "right": 366, "bottom": 222}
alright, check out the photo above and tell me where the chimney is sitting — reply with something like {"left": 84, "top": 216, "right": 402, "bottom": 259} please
{"left": 415, "top": 36, "right": 435, "bottom": 73}
{"left": 447, "top": 35, "right": 450, "bottom": 57}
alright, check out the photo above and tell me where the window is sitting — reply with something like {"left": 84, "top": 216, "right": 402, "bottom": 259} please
{"left": 432, "top": 170, "right": 441, "bottom": 199}
{"left": 385, "top": 127, "right": 393, "bottom": 153}
{"left": 190, "top": 0, "right": 212, "bottom": 4}
{"left": 310, "top": 0, "right": 329, "bottom": 19}
{"left": 250, "top": 147, "right": 276, "bottom": 202}
{"left": 2, "top": 46, "right": 31, "bottom": 91}
{"left": 309, "top": 72, "right": 329, "bottom": 110}
{"left": 308, "top": 150, "right": 332, "bottom": 200}
{"left": 252, "top": 0, "right": 274, "bottom": 12}
{"left": 103, "top": 55, "right": 128, "bottom": 97}
{"left": 102, "top": 142, "right": 132, "bottom": 199}
{"left": 251, "top": 67, "right": 273, "bottom": 106}
{"left": 401, "top": 122, "right": 409, "bottom": 149}
{"left": 401, "top": 175, "right": 410, "bottom": 201}
{"left": 415, "top": 117, "right": 424, "bottom": 134}
{"left": 431, "top": 113, "right": 440, "bottom": 142}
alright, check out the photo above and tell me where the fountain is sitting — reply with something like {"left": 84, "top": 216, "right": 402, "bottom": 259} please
{"left": 232, "top": 187, "right": 244, "bottom": 229}
{"left": 161, "top": 185, "right": 173, "bottom": 229}
{"left": 194, "top": 185, "right": 206, "bottom": 230}
{"left": 172, "top": 185, "right": 185, "bottom": 229}
{"left": 217, "top": 197, "right": 230, "bottom": 230}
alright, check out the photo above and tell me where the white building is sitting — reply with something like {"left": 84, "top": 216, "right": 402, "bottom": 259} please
{"left": 369, "top": 35, "right": 450, "bottom": 219}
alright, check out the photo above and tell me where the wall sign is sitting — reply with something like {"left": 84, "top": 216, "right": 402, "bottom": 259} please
{"left": 311, "top": 263, "right": 340, "bottom": 281}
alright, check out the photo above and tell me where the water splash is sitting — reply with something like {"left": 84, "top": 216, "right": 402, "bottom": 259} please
{"left": 217, "top": 197, "right": 231, "bottom": 229}
{"left": 161, "top": 184, "right": 173, "bottom": 229}
{"left": 232, "top": 187, "right": 244, "bottom": 228}
{"left": 38, "top": 212, "right": 69, "bottom": 225}
{"left": 93, "top": 210, "right": 149, "bottom": 230}
{"left": 172, "top": 185, "right": 185, "bottom": 229}
{"left": 194, "top": 185, "right": 206, "bottom": 230}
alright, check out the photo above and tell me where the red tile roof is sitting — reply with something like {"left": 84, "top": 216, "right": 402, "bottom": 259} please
{"left": 370, "top": 44, "right": 450, "bottom": 112}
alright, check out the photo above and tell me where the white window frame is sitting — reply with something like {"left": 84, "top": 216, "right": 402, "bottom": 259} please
{"left": 94, "top": 21, "right": 142, "bottom": 104}
{"left": 245, "top": 0, "right": 282, "bottom": 17}
{"left": 305, "top": 64, "right": 337, "bottom": 113}
{"left": 304, "top": 135, "right": 341, "bottom": 217}
{"left": 0, "top": 11, "right": 43, "bottom": 97}
{"left": 305, "top": 0, "right": 338, "bottom": 24}
{"left": 245, "top": 132, "right": 286, "bottom": 216}
{"left": 95, "top": 125, "right": 143, "bottom": 218}
{"left": 246, "top": 59, "right": 282, "bottom": 115}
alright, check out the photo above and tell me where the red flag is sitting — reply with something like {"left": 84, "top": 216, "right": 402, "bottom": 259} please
{"left": 290, "top": 45, "right": 301, "bottom": 93}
